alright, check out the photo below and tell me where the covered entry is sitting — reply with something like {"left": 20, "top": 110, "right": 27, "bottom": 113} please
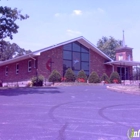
{"left": 105, "top": 60, "right": 140, "bottom": 80}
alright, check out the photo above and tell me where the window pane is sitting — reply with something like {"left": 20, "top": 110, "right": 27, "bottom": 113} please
{"left": 16, "top": 64, "right": 19, "bottom": 69}
{"left": 81, "top": 62, "right": 89, "bottom": 70}
{"left": 63, "top": 51, "right": 72, "bottom": 60}
{"left": 63, "top": 43, "right": 72, "bottom": 50}
{"left": 81, "top": 53, "right": 89, "bottom": 61}
{"left": 81, "top": 45, "right": 89, "bottom": 53}
{"left": 73, "top": 52, "right": 80, "bottom": 70}
{"left": 63, "top": 60, "right": 71, "bottom": 69}
{"left": 73, "top": 42, "right": 80, "bottom": 52}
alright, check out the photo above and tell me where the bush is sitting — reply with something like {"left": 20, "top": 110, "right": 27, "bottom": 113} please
{"left": 77, "top": 70, "right": 87, "bottom": 82}
{"left": 64, "top": 68, "right": 75, "bottom": 82}
{"left": 48, "top": 70, "right": 61, "bottom": 83}
{"left": 101, "top": 73, "right": 110, "bottom": 83}
{"left": 110, "top": 71, "right": 121, "bottom": 83}
{"left": 88, "top": 71, "right": 100, "bottom": 83}
{"left": 31, "top": 75, "right": 44, "bottom": 86}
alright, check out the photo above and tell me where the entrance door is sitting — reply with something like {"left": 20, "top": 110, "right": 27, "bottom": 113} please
{"left": 117, "top": 67, "right": 130, "bottom": 80}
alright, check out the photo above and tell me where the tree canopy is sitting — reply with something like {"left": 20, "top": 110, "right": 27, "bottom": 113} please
{"left": 0, "top": 6, "right": 29, "bottom": 40}
{"left": 0, "top": 6, "right": 30, "bottom": 61}
{"left": 0, "top": 40, "right": 31, "bottom": 61}
{"left": 97, "top": 36, "right": 122, "bottom": 60}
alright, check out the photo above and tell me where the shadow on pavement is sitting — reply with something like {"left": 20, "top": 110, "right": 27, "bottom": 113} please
{"left": 0, "top": 87, "right": 62, "bottom": 96}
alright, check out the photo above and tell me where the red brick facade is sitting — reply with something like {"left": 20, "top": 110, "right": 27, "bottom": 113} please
{"left": 89, "top": 49, "right": 112, "bottom": 77}
{"left": 0, "top": 58, "right": 37, "bottom": 82}
{"left": 116, "top": 48, "right": 133, "bottom": 61}
{"left": 37, "top": 46, "right": 63, "bottom": 79}
{"left": 0, "top": 41, "right": 114, "bottom": 83}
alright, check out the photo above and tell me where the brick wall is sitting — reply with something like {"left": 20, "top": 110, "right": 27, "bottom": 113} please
{"left": 116, "top": 49, "right": 133, "bottom": 61}
{"left": 0, "top": 58, "right": 37, "bottom": 83}
{"left": 38, "top": 46, "right": 63, "bottom": 79}
{"left": 89, "top": 49, "right": 112, "bottom": 77}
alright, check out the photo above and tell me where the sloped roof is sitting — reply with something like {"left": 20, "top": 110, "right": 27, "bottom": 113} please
{"left": 105, "top": 60, "right": 140, "bottom": 66}
{"left": 0, "top": 36, "right": 112, "bottom": 66}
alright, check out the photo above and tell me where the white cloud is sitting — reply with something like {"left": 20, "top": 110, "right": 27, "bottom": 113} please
{"left": 97, "top": 8, "right": 105, "bottom": 14}
{"left": 72, "top": 10, "right": 82, "bottom": 16}
{"left": 66, "top": 29, "right": 82, "bottom": 36}
{"left": 54, "top": 13, "right": 61, "bottom": 17}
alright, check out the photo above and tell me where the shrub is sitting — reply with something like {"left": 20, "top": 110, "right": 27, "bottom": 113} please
{"left": 31, "top": 75, "right": 44, "bottom": 86}
{"left": 48, "top": 70, "right": 61, "bottom": 83}
{"left": 64, "top": 68, "right": 75, "bottom": 82}
{"left": 109, "top": 71, "right": 121, "bottom": 83}
{"left": 101, "top": 73, "right": 110, "bottom": 83}
{"left": 88, "top": 71, "right": 100, "bottom": 83}
{"left": 77, "top": 70, "right": 87, "bottom": 82}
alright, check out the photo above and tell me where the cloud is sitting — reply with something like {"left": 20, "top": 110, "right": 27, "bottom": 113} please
{"left": 54, "top": 13, "right": 61, "bottom": 17}
{"left": 97, "top": 8, "right": 105, "bottom": 14}
{"left": 66, "top": 29, "right": 82, "bottom": 36}
{"left": 72, "top": 10, "right": 82, "bottom": 16}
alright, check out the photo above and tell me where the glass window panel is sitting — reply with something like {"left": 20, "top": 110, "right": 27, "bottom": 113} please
{"left": 63, "top": 51, "right": 72, "bottom": 60}
{"left": 81, "top": 46, "right": 89, "bottom": 53}
{"left": 63, "top": 60, "right": 72, "bottom": 69}
{"left": 73, "top": 52, "right": 80, "bottom": 70}
{"left": 73, "top": 42, "right": 80, "bottom": 52}
{"left": 81, "top": 62, "right": 89, "bottom": 71}
{"left": 85, "top": 70, "right": 89, "bottom": 76}
{"left": 73, "top": 70, "right": 79, "bottom": 76}
{"left": 81, "top": 53, "right": 89, "bottom": 61}
{"left": 63, "top": 43, "right": 72, "bottom": 50}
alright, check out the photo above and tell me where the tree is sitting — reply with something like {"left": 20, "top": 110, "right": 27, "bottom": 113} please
{"left": 64, "top": 68, "right": 75, "bottom": 82}
{"left": 0, "top": 6, "right": 29, "bottom": 40}
{"left": 88, "top": 71, "right": 100, "bottom": 83}
{"left": 100, "top": 73, "right": 110, "bottom": 83}
{"left": 0, "top": 40, "right": 31, "bottom": 61}
{"left": 109, "top": 71, "right": 121, "bottom": 83}
{"left": 77, "top": 70, "right": 87, "bottom": 82}
{"left": 0, "top": 6, "right": 30, "bottom": 61}
{"left": 97, "top": 36, "right": 122, "bottom": 60}
{"left": 48, "top": 70, "right": 61, "bottom": 83}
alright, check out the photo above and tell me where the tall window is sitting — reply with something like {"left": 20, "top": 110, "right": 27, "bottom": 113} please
{"left": 118, "top": 54, "right": 123, "bottom": 60}
{"left": 5, "top": 66, "right": 8, "bottom": 76}
{"left": 28, "top": 60, "right": 32, "bottom": 72}
{"left": 63, "top": 41, "right": 89, "bottom": 76}
{"left": 16, "top": 63, "right": 19, "bottom": 74}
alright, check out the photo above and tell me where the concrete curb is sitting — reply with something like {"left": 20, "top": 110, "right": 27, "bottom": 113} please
{"left": 106, "top": 85, "right": 140, "bottom": 95}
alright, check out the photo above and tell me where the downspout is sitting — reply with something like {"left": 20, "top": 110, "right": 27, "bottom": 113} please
{"left": 110, "top": 64, "right": 114, "bottom": 72}
{"left": 29, "top": 55, "right": 38, "bottom": 79}
{"left": 29, "top": 54, "right": 36, "bottom": 68}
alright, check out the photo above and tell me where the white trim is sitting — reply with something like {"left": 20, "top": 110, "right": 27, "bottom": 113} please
{"left": 0, "top": 36, "right": 112, "bottom": 67}
{"left": 5, "top": 66, "right": 8, "bottom": 76}
{"left": 16, "top": 63, "right": 19, "bottom": 74}
{"left": 28, "top": 60, "right": 32, "bottom": 72}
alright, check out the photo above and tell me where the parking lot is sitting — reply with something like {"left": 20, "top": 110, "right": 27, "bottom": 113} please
{"left": 0, "top": 85, "right": 140, "bottom": 140}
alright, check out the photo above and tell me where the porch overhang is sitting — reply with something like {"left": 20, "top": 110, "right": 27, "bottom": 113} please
{"left": 105, "top": 60, "right": 140, "bottom": 66}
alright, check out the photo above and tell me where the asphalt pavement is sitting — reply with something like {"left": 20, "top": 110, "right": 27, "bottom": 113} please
{"left": 0, "top": 85, "right": 140, "bottom": 140}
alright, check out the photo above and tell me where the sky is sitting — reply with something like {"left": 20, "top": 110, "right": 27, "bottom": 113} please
{"left": 0, "top": 0, "right": 140, "bottom": 61}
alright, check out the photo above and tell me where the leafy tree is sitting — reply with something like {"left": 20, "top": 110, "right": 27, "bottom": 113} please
{"left": 0, "top": 6, "right": 29, "bottom": 61}
{"left": 88, "top": 71, "right": 100, "bottom": 83}
{"left": 0, "top": 6, "right": 29, "bottom": 40}
{"left": 110, "top": 71, "right": 121, "bottom": 83}
{"left": 48, "top": 70, "right": 61, "bottom": 83}
{"left": 0, "top": 40, "right": 31, "bottom": 61}
{"left": 64, "top": 68, "right": 75, "bottom": 82}
{"left": 97, "top": 36, "right": 122, "bottom": 60}
{"left": 77, "top": 70, "right": 87, "bottom": 82}
{"left": 100, "top": 73, "right": 110, "bottom": 83}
